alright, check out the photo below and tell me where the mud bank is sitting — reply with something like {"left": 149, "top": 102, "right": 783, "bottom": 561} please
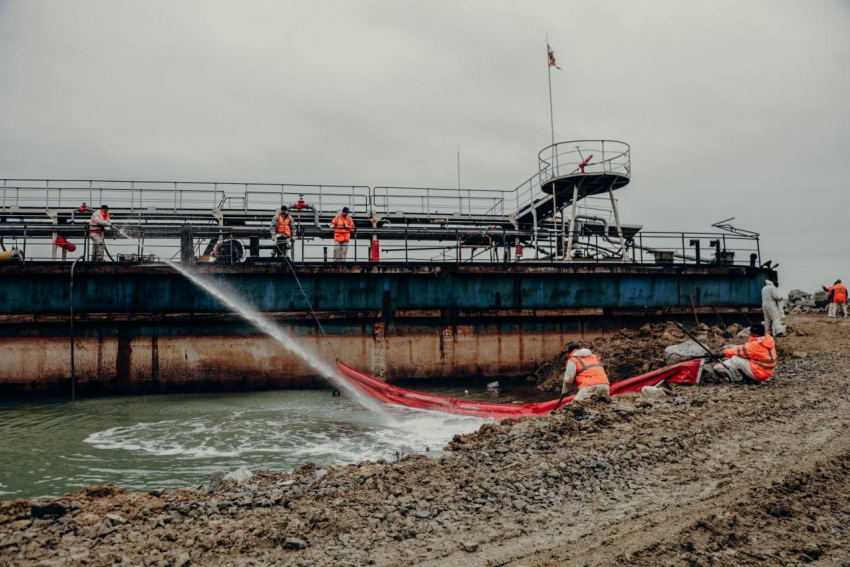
{"left": 1, "top": 315, "right": 849, "bottom": 566}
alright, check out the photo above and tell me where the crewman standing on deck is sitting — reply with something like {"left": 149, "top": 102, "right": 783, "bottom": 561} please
{"left": 562, "top": 342, "right": 610, "bottom": 401}
{"left": 270, "top": 206, "right": 292, "bottom": 258}
{"left": 88, "top": 205, "right": 112, "bottom": 262}
{"left": 822, "top": 280, "right": 847, "bottom": 318}
{"left": 330, "top": 207, "right": 355, "bottom": 261}
{"left": 713, "top": 323, "right": 777, "bottom": 383}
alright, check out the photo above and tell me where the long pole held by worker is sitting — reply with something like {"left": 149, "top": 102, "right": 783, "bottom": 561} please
{"left": 673, "top": 321, "right": 717, "bottom": 358}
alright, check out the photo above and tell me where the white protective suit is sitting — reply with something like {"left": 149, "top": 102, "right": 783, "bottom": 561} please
{"left": 761, "top": 280, "right": 786, "bottom": 336}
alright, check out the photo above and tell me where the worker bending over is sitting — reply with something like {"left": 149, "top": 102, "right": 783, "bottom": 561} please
{"left": 89, "top": 205, "right": 112, "bottom": 262}
{"left": 562, "top": 342, "right": 610, "bottom": 401}
{"left": 330, "top": 207, "right": 355, "bottom": 261}
{"left": 270, "top": 206, "right": 292, "bottom": 258}
{"left": 713, "top": 323, "right": 777, "bottom": 383}
{"left": 822, "top": 280, "right": 847, "bottom": 318}
{"left": 761, "top": 280, "right": 786, "bottom": 336}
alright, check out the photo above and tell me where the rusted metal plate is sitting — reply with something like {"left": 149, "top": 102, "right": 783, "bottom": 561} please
{"left": 0, "top": 312, "right": 756, "bottom": 396}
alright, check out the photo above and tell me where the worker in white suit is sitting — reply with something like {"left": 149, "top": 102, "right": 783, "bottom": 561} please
{"left": 761, "top": 280, "right": 785, "bottom": 336}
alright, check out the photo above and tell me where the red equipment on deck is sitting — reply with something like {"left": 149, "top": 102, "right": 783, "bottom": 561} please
{"left": 54, "top": 237, "right": 76, "bottom": 252}
{"left": 335, "top": 359, "right": 701, "bottom": 420}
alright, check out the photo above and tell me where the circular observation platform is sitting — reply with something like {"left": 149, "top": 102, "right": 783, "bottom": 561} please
{"left": 538, "top": 140, "right": 631, "bottom": 198}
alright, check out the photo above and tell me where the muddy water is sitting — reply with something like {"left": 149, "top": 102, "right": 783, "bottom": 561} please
{"left": 0, "top": 385, "right": 548, "bottom": 499}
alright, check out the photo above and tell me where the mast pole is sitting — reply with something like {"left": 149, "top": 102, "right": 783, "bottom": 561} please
{"left": 546, "top": 34, "right": 559, "bottom": 251}
{"left": 546, "top": 34, "right": 556, "bottom": 169}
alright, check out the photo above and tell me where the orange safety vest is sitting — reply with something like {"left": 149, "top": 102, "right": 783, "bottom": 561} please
{"left": 275, "top": 214, "right": 292, "bottom": 236}
{"left": 89, "top": 210, "right": 110, "bottom": 235}
{"left": 828, "top": 284, "right": 847, "bottom": 304}
{"left": 568, "top": 352, "right": 610, "bottom": 389}
{"left": 331, "top": 214, "right": 354, "bottom": 243}
{"left": 723, "top": 335, "right": 777, "bottom": 381}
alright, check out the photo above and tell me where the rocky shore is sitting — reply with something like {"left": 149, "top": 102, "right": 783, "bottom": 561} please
{"left": 2, "top": 314, "right": 849, "bottom": 566}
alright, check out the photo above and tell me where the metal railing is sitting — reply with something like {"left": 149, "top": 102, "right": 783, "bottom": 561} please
{"left": 0, "top": 219, "right": 762, "bottom": 269}
{"left": 0, "top": 141, "right": 630, "bottom": 223}
{"left": 0, "top": 179, "right": 371, "bottom": 214}
{"left": 538, "top": 140, "right": 631, "bottom": 181}
{"left": 372, "top": 186, "right": 516, "bottom": 217}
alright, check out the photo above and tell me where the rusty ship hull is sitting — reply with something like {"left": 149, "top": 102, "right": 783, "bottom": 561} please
{"left": 0, "top": 261, "right": 772, "bottom": 396}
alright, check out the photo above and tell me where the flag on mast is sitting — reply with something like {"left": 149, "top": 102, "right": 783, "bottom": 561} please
{"left": 547, "top": 45, "right": 561, "bottom": 70}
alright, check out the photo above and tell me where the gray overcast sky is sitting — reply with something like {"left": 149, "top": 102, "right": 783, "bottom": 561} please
{"left": 1, "top": 0, "right": 848, "bottom": 292}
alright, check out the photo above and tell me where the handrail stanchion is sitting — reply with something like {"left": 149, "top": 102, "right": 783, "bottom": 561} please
{"left": 639, "top": 233, "right": 644, "bottom": 263}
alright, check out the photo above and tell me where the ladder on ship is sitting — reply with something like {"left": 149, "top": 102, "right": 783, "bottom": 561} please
{"left": 510, "top": 140, "right": 632, "bottom": 260}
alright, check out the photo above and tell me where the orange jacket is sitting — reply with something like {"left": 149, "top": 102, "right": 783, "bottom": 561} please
{"left": 274, "top": 214, "right": 292, "bottom": 236}
{"left": 331, "top": 214, "right": 354, "bottom": 243}
{"left": 568, "top": 352, "right": 610, "bottom": 389}
{"left": 723, "top": 335, "right": 777, "bottom": 381}
{"left": 89, "top": 210, "right": 111, "bottom": 235}
{"left": 827, "top": 284, "right": 847, "bottom": 304}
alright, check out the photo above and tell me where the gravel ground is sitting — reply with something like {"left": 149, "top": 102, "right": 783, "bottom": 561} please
{"left": 1, "top": 314, "right": 848, "bottom": 566}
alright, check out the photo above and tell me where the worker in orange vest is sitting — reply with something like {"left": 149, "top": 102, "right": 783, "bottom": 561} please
{"left": 88, "top": 205, "right": 112, "bottom": 261}
{"left": 269, "top": 206, "right": 292, "bottom": 258}
{"left": 822, "top": 279, "right": 847, "bottom": 318}
{"left": 713, "top": 323, "right": 777, "bottom": 383}
{"left": 330, "top": 207, "right": 355, "bottom": 261}
{"left": 562, "top": 342, "right": 610, "bottom": 401}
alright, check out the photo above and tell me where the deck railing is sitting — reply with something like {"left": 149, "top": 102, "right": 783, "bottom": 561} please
{"left": 0, "top": 141, "right": 629, "bottom": 220}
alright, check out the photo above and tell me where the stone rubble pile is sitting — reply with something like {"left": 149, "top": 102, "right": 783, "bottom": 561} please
{"left": 785, "top": 289, "right": 829, "bottom": 315}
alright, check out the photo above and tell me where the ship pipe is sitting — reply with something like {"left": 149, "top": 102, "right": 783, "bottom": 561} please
{"left": 290, "top": 204, "right": 322, "bottom": 231}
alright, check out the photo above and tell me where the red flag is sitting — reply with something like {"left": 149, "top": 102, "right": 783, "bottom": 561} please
{"left": 547, "top": 45, "right": 561, "bottom": 70}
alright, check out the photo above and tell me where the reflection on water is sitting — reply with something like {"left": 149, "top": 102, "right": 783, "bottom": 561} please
{"left": 0, "top": 384, "right": 549, "bottom": 499}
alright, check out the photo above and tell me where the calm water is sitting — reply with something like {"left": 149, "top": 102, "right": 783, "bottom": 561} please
{"left": 0, "top": 384, "right": 548, "bottom": 500}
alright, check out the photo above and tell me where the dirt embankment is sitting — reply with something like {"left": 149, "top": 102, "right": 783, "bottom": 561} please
{"left": 532, "top": 320, "right": 746, "bottom": 393}
{"left": 1, "top": 315, "right": 849, "bottom": 566}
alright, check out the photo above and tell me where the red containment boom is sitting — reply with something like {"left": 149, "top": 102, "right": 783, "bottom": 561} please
{"left": 335, "top": 359, "right": 701, "bottom": 420}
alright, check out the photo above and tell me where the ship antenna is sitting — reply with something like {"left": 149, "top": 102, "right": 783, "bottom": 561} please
{"left": 457, "top": 144, "right": 461, "bottom": 190}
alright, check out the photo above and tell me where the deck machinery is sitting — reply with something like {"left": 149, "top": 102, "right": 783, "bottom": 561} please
{"left": 0, "top": 141, "right": 775, "bottom": 396}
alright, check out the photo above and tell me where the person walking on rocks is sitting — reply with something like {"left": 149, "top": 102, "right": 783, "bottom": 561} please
{"left": 822, "top": 280, "right": 847, "bottom": 318}
{"left": 761, "top": 280, "right": 786, "bottom": 336}
{"left": 713, "top": 323, "right": 777, "bottom": 383}
{"left": 562, "top": 342, "right": 610, "bottom": 401}
{"left": 330, "top": 207, "right": 355, "bottom": 261}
